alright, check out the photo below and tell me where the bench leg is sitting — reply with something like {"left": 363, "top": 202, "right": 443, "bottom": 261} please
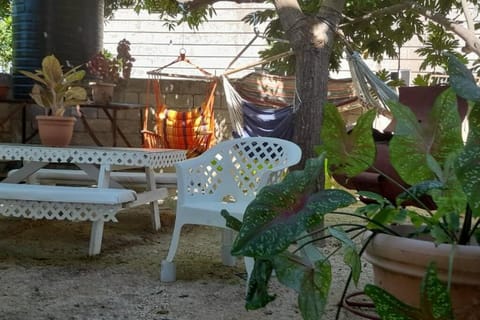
{"left": 89, "top": 220, "right": 105, "bottom": 255}
{"left": 146, "top": 167, "right": 161, "bottom": 230}
{"left": 150, "top": 202, "right": 160, "bottom": 230}
{"left": 221, "top": 229, "right": 236, "bottom": 266}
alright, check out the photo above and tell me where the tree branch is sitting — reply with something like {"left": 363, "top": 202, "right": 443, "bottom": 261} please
{"left": 459, "top": 0, "right": 475, "bottom": 32}
{"left": 273, "top": 0, "right": 305, "bottom": 49}
{"left": 340, "top": 1, "right": 414, "bottom": 26}
{"left": 412, "top": 3, "right": 480, "bottom": 56}
{"left": 177, "top": 0, "right": 266, "bottom": 10}
{"left": 340, "top": 0, "right": 480, "bottom": 58}
{"left": 177, "top": 0, "right": 480, "bottom": 58}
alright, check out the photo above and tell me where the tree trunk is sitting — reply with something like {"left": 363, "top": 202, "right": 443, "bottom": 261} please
{"left": 275, "top": 0, "right": 345, "bottom": 168}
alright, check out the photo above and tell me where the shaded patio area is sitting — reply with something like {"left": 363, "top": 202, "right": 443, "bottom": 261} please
{"left": 0, "top": 204, "right": 372, "bottom": 320}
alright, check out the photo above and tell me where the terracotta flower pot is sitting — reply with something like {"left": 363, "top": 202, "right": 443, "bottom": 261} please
{"left": 89, "top": 82, "right": 116, "bottom": 104}
{"left": 0, "top": 85, "right": 10, "bottom": 99}
{"left": 365, "top": 226, "right": 480, "bottom": 319}
{"left": 36, "top": 115, "right": 76, "bottom": 147}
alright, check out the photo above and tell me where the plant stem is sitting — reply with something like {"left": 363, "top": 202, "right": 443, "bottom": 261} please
{"left": 294, "top": 224, "right": 365, "bottom": 253}
{"left": 335, "top": 232, "right": 375, "bottom": 320}
{"left": 329, "top": 210, "right": 403, "bottom": 236}
{"left": 459, "top": 204, "right": 472, "bottom": 245}
{"left": 369, "top": 165, "right": 435, "bottom": 215}
{"left": 468, "top": 218, "right": 480, "bottom": 242}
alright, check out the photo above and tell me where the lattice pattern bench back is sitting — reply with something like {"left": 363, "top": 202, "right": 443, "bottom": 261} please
{"left": 176, "top": 137, "right": 302, "bottom": 204}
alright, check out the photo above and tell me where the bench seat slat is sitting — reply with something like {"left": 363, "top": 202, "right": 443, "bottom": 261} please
{"left": 0, "top": 183, "right": 142, "bottom": 256}
{"left": 0, "top": 183, "right": 136, "bottom": 205}
{"left": 0, "top": 199, "right": 122, "bottom": 222}
{"left": 9, "top": 169, "right": 177, "bottom": 186}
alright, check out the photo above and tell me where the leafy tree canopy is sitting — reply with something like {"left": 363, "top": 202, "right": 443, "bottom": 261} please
{"left": 1, "top": 0, "right": 479, "bottom": 76}
{"left": 104, "top": 0, "right": 480, "bottom": 75}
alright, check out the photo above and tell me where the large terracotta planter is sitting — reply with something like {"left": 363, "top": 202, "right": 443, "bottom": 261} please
{"left": 365, "top": 227, "right": 480, "bottom": 319}
{"left": 36, "top": 115, "right": 76, "bottom": 147}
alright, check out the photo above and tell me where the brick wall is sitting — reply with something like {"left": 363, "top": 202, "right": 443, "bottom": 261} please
{"left": 0, "top": 77, "right": 234, "bottom": 148}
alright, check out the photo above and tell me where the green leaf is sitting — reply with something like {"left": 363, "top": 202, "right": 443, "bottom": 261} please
{"left": 419, "top": 263, "right": 455, "bottom": 319}
{"left": 262, "top": 249, "right": 332, "bottom": 320}
{"left": 447, "top": 53, "right": 480, "bottom": 101}
{"left": 328, "top": 227, "right": 361, "bottom": 285}
{"left": 19, "top": 54, "right": 86, "bottom": 114}
{"left": 271, "top": 246, "right": 331, "bottom": 320}
{"left": 368, "top": 207, "right": 403, "bottom": 230}
{"left": 29, "top": 84, "right": 48, "bottom": 109}
{"left": 408, "top": 212, "right": 430, "bottom": 229}
{"left": 388, "top": 100, "right": 430, "bottom": 184}
{"left": 319, "top": 103, "right": 376, "bottom": 177}
{"left": 298, "top": 260, "right": 331, "bottom": 320}
{"left": 64, "top": 86, "right": 87, "bottom": 106}
{"left": 430, "top": 225, "right": 451, "bottom": 244}
{"left": 426, "top": 154, "right": 443, "bottom": 181}
{"left": 231, "top": 156, "right": 356, "bottom": 258}
{"left": 245, "top": 259, "right": 276, "bottom": 310}
{"left": 273, "top": 252, "right": 310, "bottom": 292}
{"left": 19, "top": 70, "right": 47, "bottom": 86}
{"left": 455, "top": 103, "right": 480, "bottom": 217}
{"left": 474, "top": 229, "right": 480, "bottom": 244}
{"left": 364, "top": 284, "right": 421, "bottom": 319}
{"left": 364, "top": 263, "right": 454, "bottom": 320}
{"left": 357, "top": 191, "right": 391, "bottom": 206}
{"left": 221, "top": 209, "right": 242, "bottom": 232}
{"left": 64, "top": 66, "right": 86, "bottom": 84}
{"left": 389, "top": 89, "right": 463, "bottom": 185}
{"left": 396, "top": 180, "right": 443, "bottom": 207}
{"left": 42, "top": 54, "right": 63, "bottom": 85}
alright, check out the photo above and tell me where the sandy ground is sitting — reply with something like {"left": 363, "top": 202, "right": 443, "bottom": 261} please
{"left": 0, "top": 205, "right": 374, "bottom": 320}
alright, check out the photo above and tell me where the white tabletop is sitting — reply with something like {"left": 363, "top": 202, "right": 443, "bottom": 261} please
{"left": 0, "top": 143, "right": 187, "bottom": 168}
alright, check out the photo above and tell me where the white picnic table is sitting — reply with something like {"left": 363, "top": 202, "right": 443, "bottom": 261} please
{"left": 0, "top": 143, "right": 186, "bottom": 255}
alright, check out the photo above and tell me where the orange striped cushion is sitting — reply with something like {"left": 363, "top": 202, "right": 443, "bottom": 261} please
{"left": 157, "top": 106, "right": 214, "bottom": 150}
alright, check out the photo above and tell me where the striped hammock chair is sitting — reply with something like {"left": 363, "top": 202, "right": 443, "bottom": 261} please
{"left": 142, "top": 51, "right": 217, "bottom": 157}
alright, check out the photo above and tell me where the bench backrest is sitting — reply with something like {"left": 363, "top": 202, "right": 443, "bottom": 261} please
{"left": 175, "top": 137, "right": 301, "bottom": 205}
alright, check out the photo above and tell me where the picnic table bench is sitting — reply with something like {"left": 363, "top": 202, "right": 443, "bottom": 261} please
{"left": 0, "top": 143, "right": 186, "bottom": 255}
{"left": 9, "top": 168, "right": 177, "bottom": 188}
{"left": 0, "top": 183, "right": 145, "bottom": 255}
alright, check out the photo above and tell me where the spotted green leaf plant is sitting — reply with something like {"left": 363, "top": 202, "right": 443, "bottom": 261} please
{"left": 222, "top": 54, "right": 479, "bottom": 319}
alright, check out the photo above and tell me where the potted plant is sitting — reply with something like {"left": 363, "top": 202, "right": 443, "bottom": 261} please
{"left": 19, "top": 54, "right": 87, "bottom": 147}
{"left": 86, "top": 38, "right": 135, "bottom": 104}
{"left": 222, "top": 54, "right": 479, "bottom": 320}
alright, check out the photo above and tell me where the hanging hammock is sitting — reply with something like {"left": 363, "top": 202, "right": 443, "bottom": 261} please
{"left": 222, "top": 73, "right": 296, "bottom": 139}
{"left": 142, "top": 50, "right": 217, "bottom": 157}
{"left": 222, "top": 71, "right": 368, "bottom": 138}
{"left": 220, "top": 22, "right": 397, "bottom": 139}
{"left": 347, "top": 51, "right": 398, "bottom": 112}
{"left": 222, "top": 70, "right": 300, "bottom": 139}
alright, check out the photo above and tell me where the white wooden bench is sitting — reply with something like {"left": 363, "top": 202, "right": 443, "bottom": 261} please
{"left": 8, "top": 169, "right": 177, "bottom": 188}
{"left": 0, "top": 183, "right": 142, "bottom": 256}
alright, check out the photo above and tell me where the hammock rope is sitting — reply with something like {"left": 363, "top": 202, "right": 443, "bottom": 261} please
{"left": 347, "top": 51, "right": 398, "bottom": 112}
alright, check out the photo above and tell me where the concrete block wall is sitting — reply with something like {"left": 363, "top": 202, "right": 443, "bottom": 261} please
{"left": 0, "top": 77, "right": 234, "bottom": 148}
{"left": 0, "top": 103, "right": 24, "bottom": 143}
